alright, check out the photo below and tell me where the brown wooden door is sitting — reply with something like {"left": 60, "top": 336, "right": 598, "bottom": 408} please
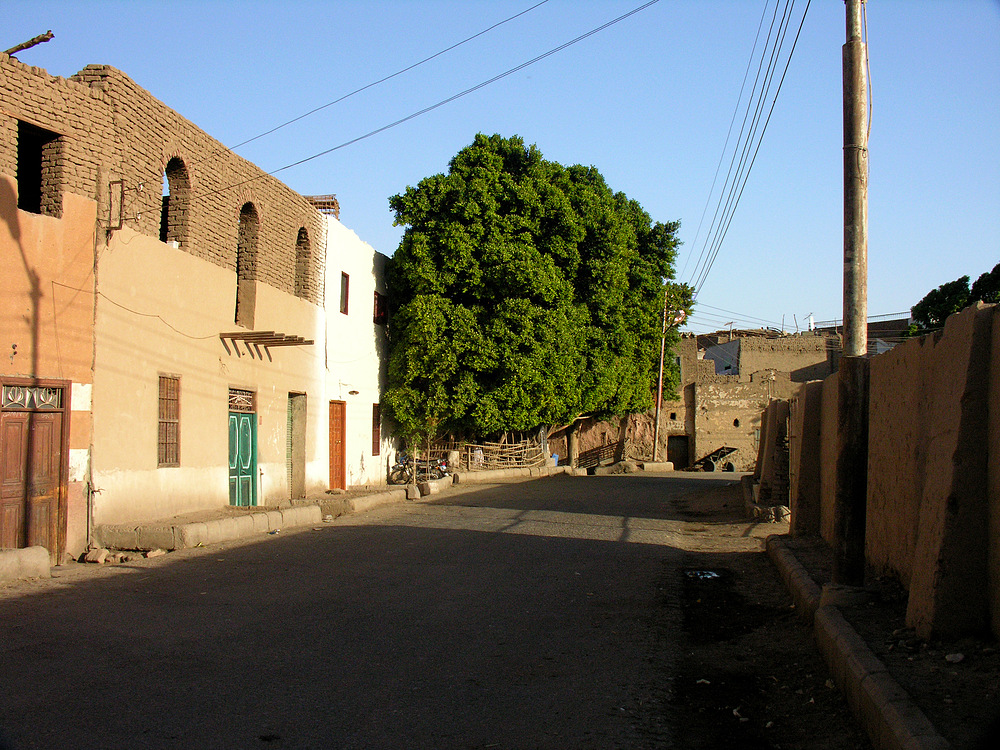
{"left": 0, "top": 411, "right": 60, "bottom": 553}
{"left": 329, "top": 401, "right": 346, "bottom": 490}
{"left": 1, "top": 412, "right": 28, "bottom": 549}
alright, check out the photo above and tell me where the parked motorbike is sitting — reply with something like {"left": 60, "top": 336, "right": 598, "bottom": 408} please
{"left": 388, "top": 452, "right": 448, "bottom": 484}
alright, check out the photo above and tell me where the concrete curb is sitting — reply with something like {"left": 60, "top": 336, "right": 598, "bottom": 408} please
{"left": 97, "top": 505, "right": 324, "bottom": 552}
{"left": 0, "top": 546, "right": 51, "bottom": 584}
{"left": 766, "top": 535, "right": 951, "bottom": 750}
{"left": 451, "top": 466, "right": 571, "bottom": 484}
{"left": 349, "top": 489, "right": 407, "bottom": 514}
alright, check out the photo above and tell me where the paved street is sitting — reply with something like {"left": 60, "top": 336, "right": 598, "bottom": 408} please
{"left": 0, "top": 474, "right": 856, "bottom": 749}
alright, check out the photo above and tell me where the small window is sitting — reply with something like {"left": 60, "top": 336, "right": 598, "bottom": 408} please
{"left": 294, "top": 228, "right": 311, "bottom": 299}
{"left": 340, "top": 272, "right": 350, "bottom": 315}
{"left": 373, "top": 291, "right": 387, "bottom": 325}
{"left": 235, "top": 202, "right": 259, "bottom": 328}
{"left": 17, "top": 120, "right": 62, "bottom": 217}
{"left": 733, "top": 418, "right": 741, "bottom": 428}
{"left": 160, "top": 157, "right": 190, "bottom": 246}
{"left": 670, "top": 412, "right": 677, "bottom": 421}
{"left": 158, "top": 376, "right": 180, "bottom": 467}
{"left": 372, "top": 403, "right": 381, "bottom": 456}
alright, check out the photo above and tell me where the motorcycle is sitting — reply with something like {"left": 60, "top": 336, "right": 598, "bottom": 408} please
{"left": 388, "top": 451, "right": 448, "bottom": 485}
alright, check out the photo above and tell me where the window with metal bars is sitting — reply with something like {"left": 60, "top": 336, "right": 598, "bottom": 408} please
{"left": 372, "top": 403, "right": 381, "bottom": 456}
{"left": 158, "top": 376, "right": 180, "bottom": 467}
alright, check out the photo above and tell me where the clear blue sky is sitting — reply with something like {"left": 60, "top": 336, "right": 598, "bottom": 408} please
{"left": 5, "top": 0, "right": 998, "bottom": 334}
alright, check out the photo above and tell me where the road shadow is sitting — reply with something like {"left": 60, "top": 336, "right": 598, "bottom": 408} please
{"left": 430, "top": 472, "right": 747, "bottom": 523}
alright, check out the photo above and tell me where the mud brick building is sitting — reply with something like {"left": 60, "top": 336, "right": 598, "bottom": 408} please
{"left": 1, "top": 54, "right": 388, "bottom": 562}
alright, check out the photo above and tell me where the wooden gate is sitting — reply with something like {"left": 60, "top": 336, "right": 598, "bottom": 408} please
{"left": 329, "top": 400, "right": 346, "bottom": 490}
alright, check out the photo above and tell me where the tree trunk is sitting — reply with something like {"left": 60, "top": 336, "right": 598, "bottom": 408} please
{"left": 567, "top": 421, "right": 580, "bottom": 468}
{"left": 613, "top": 414, "right": 630, "bottom": 463}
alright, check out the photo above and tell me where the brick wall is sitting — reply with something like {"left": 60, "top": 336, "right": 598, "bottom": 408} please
{"left": 0, "top": 54, "right": 113, "bottom": 208}
{"left": 737, "top": 334, "right": 834, "bottom": 383}
{"left": 1, "top": 55, "right": 326, "bottom": 306}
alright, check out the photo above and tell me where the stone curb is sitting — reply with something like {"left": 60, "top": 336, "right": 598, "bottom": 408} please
{"left": 766, "top": 535, "right": 951, "bottom": 750}
{"left": 451, "top": 466, "right": 572, "bottom": 484}
{"left": 349, "top": 489, "right": 407, "bottom": 514}
{"left": 0, "top": 546, "right": 51, "bottom": 584}
{"left": 96, "top": 505, "right": 324, "bottom": 552}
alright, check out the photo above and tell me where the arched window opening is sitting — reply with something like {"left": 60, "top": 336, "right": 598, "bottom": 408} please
{"left": 294, "top": 227, "right": 311, "bottom": 299}
{"left": 159, "top": 157, "right": 191, "bottom": 247}
{"left": 235, "top": 202, "right": 259, "bottom": 328}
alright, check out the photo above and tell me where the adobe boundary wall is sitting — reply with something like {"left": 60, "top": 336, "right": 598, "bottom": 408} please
{"left": 785, "top": 303, "right": 999, "bottom": 638}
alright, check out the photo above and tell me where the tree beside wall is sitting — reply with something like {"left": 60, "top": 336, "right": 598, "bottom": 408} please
{"left": 384, "top": 133, "right": 687, "bottom": 443}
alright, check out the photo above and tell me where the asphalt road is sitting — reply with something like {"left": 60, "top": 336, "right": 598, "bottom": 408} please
{"left": 0, "top": 473, "right": 841, "bottom": 749}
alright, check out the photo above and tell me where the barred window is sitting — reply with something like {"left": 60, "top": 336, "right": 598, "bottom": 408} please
{"left": 372, "top": 403, "right": 381, "bottom": 456}
{"left": 158, "top": 376, "right": 180, "bottom": 467}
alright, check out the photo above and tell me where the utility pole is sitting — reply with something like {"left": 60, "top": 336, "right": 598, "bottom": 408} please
{"left": 843, "top": 0, "right": 868, "bottom": 357}
{"left": 652, "top": 290, "right": 685, "bottom": 463}
{"left": 832, "top": 0, "right": 870, "bottom": 589}
{"left": 652, "top": 291, "right": 669, "bottom": 463}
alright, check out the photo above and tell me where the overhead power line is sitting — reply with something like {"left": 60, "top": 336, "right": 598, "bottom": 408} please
{"left": 684, "top": 0, "right": 811, "bottom": 297}
{"left": 180, "top": 1, "right": 551, "bottom": 174}
{"left": 679, "top": 3, "right": 769, "bottom": 282}
{"left": 228, "top": 1, "right": 552, "bottom": 153}
{"left": 190, "top": 0, "right": 662, "bottom": 204}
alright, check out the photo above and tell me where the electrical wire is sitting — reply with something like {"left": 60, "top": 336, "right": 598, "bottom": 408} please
{"left": 175, "top": 0, "right": 662, "bottom": 206}
{"left": 688, "top": 0, "right": 788, "bottom": 293}
{"left": 188, "top": 1, "right": 551, "bottom": 171}
{"left": 693, "top": 0, "right": 803, "bottom": 295}
{"left": 679, "top": 0, "right": 770, "bottom": 282}
{"left": 684, "top": 0, "right": 811, "bottom": 298}
{"left": 695, "top": 302, "right": 784, "bottom": 328}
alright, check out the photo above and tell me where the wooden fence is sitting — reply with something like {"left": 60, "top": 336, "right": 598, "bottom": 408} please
{"left": 461, "top": 440, "right": 547, "bottom": 471}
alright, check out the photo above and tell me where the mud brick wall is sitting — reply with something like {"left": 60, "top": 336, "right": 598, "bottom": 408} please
{"left": 71, "top": 65, "right": 326, "bottom": 306}
{"left": 693, "top": 371, "right": 799, "bottom": 472}
{"left": 738, "top": 334, "right": 834, "bottom": 383}
{"left": 794, "top": 303, "right": 999, "bottom": 638}
{"left": 1, "top": 55, "right": 326, "bottom": 306}
{"left": 0, "top": 53, "right": 114, "bottom": 214}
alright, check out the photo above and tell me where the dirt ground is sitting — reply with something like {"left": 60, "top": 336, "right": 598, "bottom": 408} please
{"left": 782, "top": 535, "right": 1000, "bottom": 750}
{"left": 663, "top": 481, "right": 872, "bottom": 749}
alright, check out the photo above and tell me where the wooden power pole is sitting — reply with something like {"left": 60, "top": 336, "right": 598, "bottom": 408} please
{"left": 833, "top": 0, "right": 870, "bottom": 587}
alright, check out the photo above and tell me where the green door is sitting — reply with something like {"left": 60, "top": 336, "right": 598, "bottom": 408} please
{"left": 229, "top": 412, "right": 257, "bottom": 506}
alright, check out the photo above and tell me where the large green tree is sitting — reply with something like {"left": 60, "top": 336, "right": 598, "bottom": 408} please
{"left": 384, "top": 133, "right": 686, "bottom": 441}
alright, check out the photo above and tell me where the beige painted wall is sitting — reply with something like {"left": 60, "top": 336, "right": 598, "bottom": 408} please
{"left": 324, "top": 217, "right": 391, "bottom": 486}
{"left": 92, "top": 228, "right": 327, "bottom": 524}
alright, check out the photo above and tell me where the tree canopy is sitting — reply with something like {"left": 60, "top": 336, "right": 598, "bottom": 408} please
{"left": 909, "top": 260, "right": 1000, "bottom": 334}
{"left": 384, "top": 133, "right": 687, "bottom": 441}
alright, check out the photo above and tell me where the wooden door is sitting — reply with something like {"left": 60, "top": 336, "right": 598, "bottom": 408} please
{"left": 228, "top": 412, "right": 257, "bottom": 507}
{"left": 1, "top": 412, "right": 28, "bottom": 549}
{"left": 0, "top": 411, "right": 60, "bottom": 553}
{"left": 329, "top": 401, "right": 346, "bottom": 490}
